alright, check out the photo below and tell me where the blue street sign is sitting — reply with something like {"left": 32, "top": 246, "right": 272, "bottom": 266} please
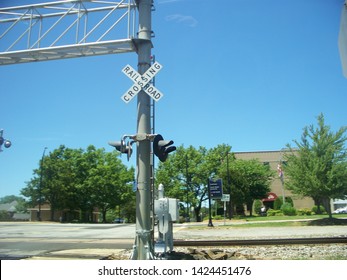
{"left": 208, "top": 178, "right": 223, "bottom": 199}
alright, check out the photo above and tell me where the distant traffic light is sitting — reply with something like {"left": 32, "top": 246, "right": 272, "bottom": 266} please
{"left": 153, "top": 134, "right": 176, "bottom": 162}
{"left": 0, "top": 129, "right": 11, "bottom": 152}
{"left": 4, "top": 140, "right": 11, "bottom": 148}
{"left": 109, "top": 140, "right": 133, "bottom": 160}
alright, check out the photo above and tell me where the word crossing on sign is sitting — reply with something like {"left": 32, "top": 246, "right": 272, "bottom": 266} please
{"left": 121, "top": 62, "right": 164, "bottom": 103}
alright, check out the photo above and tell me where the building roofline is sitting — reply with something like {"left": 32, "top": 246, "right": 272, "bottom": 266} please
{"left": 234, "top": 149, "right": 291, "bottom": 154}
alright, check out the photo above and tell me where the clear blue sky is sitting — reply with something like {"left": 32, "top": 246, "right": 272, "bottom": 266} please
{"left": 1, "top": 0, "right": 346, "bottom": 198}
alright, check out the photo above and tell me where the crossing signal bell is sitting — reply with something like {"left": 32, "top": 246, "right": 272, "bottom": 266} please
{"left": 153, "top": 134, "right": 176, "bottom": 162}
{"left": 0, "top": 129, "right": 11, "bottom": 152}
{"left": 0, "top": 137, "right": 11, "bottom": 148}
{"left": 108, "top": 140, "right": 133, "bottom": 161}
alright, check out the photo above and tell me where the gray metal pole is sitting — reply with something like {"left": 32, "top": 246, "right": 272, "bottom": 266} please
{"left": 134, "top": 0, "right": 153, "bottom": 260}
{"left": 38, "top": 147, "right": 47, "bottom": 222}
{"left": 226, "top": 152, "right": 232, "bottom": 219}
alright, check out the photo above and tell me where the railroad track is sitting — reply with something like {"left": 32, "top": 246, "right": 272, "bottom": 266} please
{"left": 173, "top": 236, "right": 347, "bottom": 247}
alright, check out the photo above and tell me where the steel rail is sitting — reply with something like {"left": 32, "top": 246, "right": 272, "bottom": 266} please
{"left": 173, "top": 237, "right": 347, "bottom": 247}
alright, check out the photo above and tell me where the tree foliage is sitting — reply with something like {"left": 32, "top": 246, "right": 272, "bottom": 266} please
{"left": 155, "top": 145, "right": 213, "bottom": 221}
{"left": 21, "top": 145, "right": 134, "bottom": 222}
{"left": 284, "top": 114, "right": 347, "bottom": 218}
{"left": 0, "top": 195, "right": 27, "bottom": 213}
{"left": 219, "top": 159, "right": 274, "bottom": 216}
{"left": 155, "top": 144, "right": 274, "bottom": 220}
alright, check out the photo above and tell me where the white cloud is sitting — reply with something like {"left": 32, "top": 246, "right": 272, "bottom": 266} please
{"left": 165, "top": 14, "right": 198, "bottom": 27}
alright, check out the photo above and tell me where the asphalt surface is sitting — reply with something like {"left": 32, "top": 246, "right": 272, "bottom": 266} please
{"left": 0, "top": 222, "right": 135, "bottom": 260}
{"left": 1, "top": 220, "right": 346, "bottom": 260}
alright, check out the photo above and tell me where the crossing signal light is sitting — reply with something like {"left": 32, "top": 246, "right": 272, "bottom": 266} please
{"left": 109, "top": 140, "right": 133, "bottom": 161}
{"left": 4, "top": 140, "right": 11, "bottom": 148}
{"left": 0, "top": 129, "right": 11, "bottom": 152}
{"left": 153, "top": 134, "right": 176, "bottom": 162}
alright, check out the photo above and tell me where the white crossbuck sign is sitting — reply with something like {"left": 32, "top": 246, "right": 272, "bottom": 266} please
{"left": 121, "top": 62, "right": 164, "bottom": 103}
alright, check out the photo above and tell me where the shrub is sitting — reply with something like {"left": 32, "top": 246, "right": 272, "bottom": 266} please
{"left": 275, "top": 196, "right": 294, "bottom": 210}
{"left": 267, "top": 209, "right": 282, "bottom": 216}
{"left": 212, "top": 215, "right": 223, "bottom": 220}
{"left": 0, "top": 210, "right": 11, "bottom": 221}
{"left": 285, "top": 197, "right": 294, "bottom": 207}
{"left": 281, "top": 202, "right": 297, "bottom": 216}
{"left": 253, "top": 199, "right": 262, "bottom": 215}
{"left": 178, "top": 216, "right": 186, "bottom": 223}
{"left": 297, "top": 208, "right": 313, "bottom": 216}
{"left": 312, "top": 205, "right": 326, "bottom": 215}
{"left": 273, "top": 197, "right": 283, "bottom": 210}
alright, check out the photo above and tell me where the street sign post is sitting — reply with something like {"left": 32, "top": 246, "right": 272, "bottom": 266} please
{"left": 207, "top": 178, "right": 223, "bottom": 227}
{"left": 221, "top": 194, "right": 230, "bottom": 225}
{"left": 209, "top": 178, "right": 223, "bottom": 199}
{"left": 121, "top": 61, "right": 164, "bottom": 103}
{"left": 221, "top": 194, "right": 230, "bottom": 202}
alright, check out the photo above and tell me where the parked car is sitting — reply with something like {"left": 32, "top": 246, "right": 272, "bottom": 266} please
{"left": 333, "top": 207, "right": 347, "bottom": 214}
{"left": 113, "top": 218, "right": 124, "bottom": 223}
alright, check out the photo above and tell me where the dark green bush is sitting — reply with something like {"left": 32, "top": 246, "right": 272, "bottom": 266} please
{"left": 267, "top": 209, "right": 283, "bottom": 216}
{"left": 312, "top": 205, "right": 326, "bottom": 214}
{"left": 285, "top": 197, "right": 294, "bottom": 207}
{"left": 273, "top": 197, "right": 283, "bottom": 210}
{"left": 274, "top": 196, "right": 294, "bottom": 210}
{"left": 253, "top": 199, "right": 262, "bottom": 215}
{"left": 281, "top": 202, "right": 297, "bottom": 216}
{"left": 297, "top": 208, "right": 313, "bottom": 216}
{"left": 0, "top": 210, "right": 11, "bottom": 221}
{"left": 212, "top": 215, "right": 223, "bottom": 220}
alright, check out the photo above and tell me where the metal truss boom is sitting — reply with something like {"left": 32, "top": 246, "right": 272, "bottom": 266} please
{"left": 0, "top": 0, "right": 138, "bottom": 65}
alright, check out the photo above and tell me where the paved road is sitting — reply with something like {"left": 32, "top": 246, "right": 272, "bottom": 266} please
{"left": 1, "top": 221, "right": 346, "bottom": 259}
{"left": 0, "top": 222, "right": 136, "bottom": 239}
{"left": 0, "top": 222, "right": 136, "bottom": 259}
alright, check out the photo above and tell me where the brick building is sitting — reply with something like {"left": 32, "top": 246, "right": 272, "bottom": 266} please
{"left": 234, "top": 150, "right": 314, "bottom": 210}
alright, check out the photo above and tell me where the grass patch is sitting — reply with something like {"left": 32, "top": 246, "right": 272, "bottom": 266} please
{"left": 187, "top": 221, "right": 308, "bottom": 229}
{"left": 227, "top": 221, "right": 306, "bottom": 228}
{"left": 234, "top": 214, "right": 347, "bottom": 222}
{"left": 196, "top": 215, "right": 347, "bottom": 228}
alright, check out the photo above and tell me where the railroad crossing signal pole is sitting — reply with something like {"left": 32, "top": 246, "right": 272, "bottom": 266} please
{"left": 133, "top": 0, "right": 153, "bottom": 260}
{"left": 0, "top": 0, "right": 157, "bottom": 260}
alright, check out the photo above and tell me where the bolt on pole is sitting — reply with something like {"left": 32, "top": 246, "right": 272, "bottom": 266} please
{"left": 133, "top": 0, "right": 153, "bottom": 260}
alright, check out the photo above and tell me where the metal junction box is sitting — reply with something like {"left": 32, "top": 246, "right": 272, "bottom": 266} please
{"left": 154, "top": 198, "right": 179, "bottom": 222}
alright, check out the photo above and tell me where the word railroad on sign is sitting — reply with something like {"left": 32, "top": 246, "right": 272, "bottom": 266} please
{"left": 121, "top": 61, "right": 164, "bottom": 103}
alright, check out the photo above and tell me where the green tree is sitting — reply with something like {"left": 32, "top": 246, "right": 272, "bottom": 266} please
{"left": 220, "top": 159, "right": 273, "bottom": 216}
{"left": 46, "top": 146, "right": 80, "bottom": 220}
{"left": 0, "top": 195, "right": 27, "bottom": 212}
{"left": 21, "top": 145, "right": 134, "bottom": 222}
{"left": 0, "top": 195, "right": 23, "bottom": 204}
{"left": 156, "top": 144, "right": 273, "bottom": 220}
{"left": 156, "top": 145, "right": 211, "bottom": 221}
{"left": 21, "top": 145, "right": 82, "bottom": 221}
{"left": 206, "top": 145, "right": 235, "bottom": 218}
{"left": 273, "top": 197, "right": 283, "bottom": 210}
{"left": 284, "top": 113, "right": 347, "bottom": 218}
{"left": 252, "top": 199, "right": 263, "bottom": 215}
{"left": 82, "top": 146, "right": 134, "bottom": 222}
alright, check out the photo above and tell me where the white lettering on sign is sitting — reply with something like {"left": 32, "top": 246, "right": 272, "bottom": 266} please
{"left": 121, "top": 84, "right": 141, "bottom": 104}
{"left": 121, "top": 62, "right": 164, "bottom": 103}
